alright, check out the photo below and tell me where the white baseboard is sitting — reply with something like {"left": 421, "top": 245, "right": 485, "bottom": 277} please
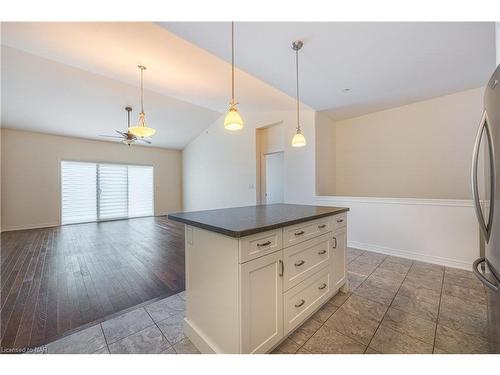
{"left": 1, "top": 222, "right": 59, "bottom": 233}
{"left": 348, "top": 240, "right": 472, "bottom": 271}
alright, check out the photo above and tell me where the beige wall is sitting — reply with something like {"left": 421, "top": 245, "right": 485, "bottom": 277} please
{"left": 317, "top": 87, "right": 484, "bottom": 199}
{"left": 1, "top": 129, "right": 182, "bottom": 231}
{"left": 315, "top": 112, "right": 336, "bottom": 196}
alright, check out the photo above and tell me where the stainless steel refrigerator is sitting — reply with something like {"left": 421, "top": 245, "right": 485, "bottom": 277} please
{"left": 472, "top": 63, "right": 500, "bottom": 353}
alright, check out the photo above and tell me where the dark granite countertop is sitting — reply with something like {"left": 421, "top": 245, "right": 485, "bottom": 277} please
{"left": 168, "top": 204, "right": 349, "bottom": 238}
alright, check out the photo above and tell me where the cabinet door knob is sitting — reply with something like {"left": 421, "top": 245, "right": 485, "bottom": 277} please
{"left": 318, "top": 283, "right": 327, "bottom": 290}
{"left": 336, "top": 219, "right": 344, "bottom": 223}
{"left": 257, "top": 240, "right": 271, "bottom": 247}
{"left": 333, "top": 237, "right": 337, "bottom": 248}
{"left": 294, "top": 230, "right": 305, "bottom": 236}
{"left": 294, "top": 260, "right": 305, "bottom": 267}
{"left": 318, "top": 250, "right": 327, "bottom": 255}
{"left": 318, "top": 224, "right": 327, "bottom": 229}
{"left": 294, "top": 299, "right": 305, "bottom": 308}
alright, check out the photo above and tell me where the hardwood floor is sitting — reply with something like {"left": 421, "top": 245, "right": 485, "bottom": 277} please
{"left": 0, "top": 216, "right": 185, "bottom": 351}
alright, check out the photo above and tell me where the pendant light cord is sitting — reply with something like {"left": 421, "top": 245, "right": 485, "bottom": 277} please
{"left": 231, "top": 21, "right": 235, "bottom": 104}
{"left": 140, "top": 67, "right": 144, "bottom": 113}
{"left": 296, "top": 47, "right": 300, "bottom": 131}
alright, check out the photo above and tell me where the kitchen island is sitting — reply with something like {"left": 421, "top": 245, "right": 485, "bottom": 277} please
{"left": 168, "top": 204, "right": 349, "bottom": 354}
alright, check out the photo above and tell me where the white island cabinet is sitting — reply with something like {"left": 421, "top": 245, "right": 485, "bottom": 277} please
{"left": 169, "top": 204, "right": 348, "bottom": 354}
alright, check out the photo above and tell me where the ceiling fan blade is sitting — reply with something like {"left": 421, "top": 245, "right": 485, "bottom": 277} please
{"left": 137, "top": 138, "right": 152, "bottom": 144}
{"left": 115, "top": 130, "right": 128, "bottom": 137}
{"left": 99, "top": 135, "right": 124, "bottom": 139}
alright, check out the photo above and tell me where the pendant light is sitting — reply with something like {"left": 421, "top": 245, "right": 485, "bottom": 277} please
{"left": 224, "top": 22, "right": 244, "bottom": 131}
{"left": 291, "top": 40, "right": 306, "bottom": 147}
{"left": 129, "top": 65, "right": 156, "bottom": 138}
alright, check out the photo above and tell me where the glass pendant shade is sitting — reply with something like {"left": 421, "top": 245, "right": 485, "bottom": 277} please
{"left": 129, "top": 112, "right": 156, "bottom": 138}
{"left": 224, "top": 105, "right": 244, "bottom": 131}
{"left": 291, "top": 129, "right": 306, "bottom": 147}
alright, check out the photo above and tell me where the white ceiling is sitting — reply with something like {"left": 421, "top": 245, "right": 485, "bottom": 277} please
{"left": 161, "top": 22, "right": 497, "bottom": 119}
{"left": 1, "top": 46, "right": 221, "bottom": 149}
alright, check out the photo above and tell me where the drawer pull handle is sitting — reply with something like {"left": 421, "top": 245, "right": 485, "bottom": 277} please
{"left": 294, "top": 230, "right": 305, "bottom": 236}
{"left": 333, "top": 237, "right": 337, "bottom": 248}
{"left": 318, "top": 250, "right": 327, "bottom": 255}
{"left": 257, "top": 240, "right": 271, "bottom": 247}
{"left": 318, "top": 283, "right": 327, "bottom": 290}
{"left": 294, "top": 260, "right": 305, "bottom": 267}
{"left": 318, "top": 224, "right": 327, "bottom": 229}
{"left": 336, "top": 219, "right": 344, "bottom": 223}
{"left": 279, "top": 260, "right": 284, "bottom": 277}
{"left": 295, "top": 299, "right": 305, "bottom": 308}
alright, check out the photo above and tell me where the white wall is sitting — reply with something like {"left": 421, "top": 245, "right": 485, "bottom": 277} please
{"left": 316, "top": 196, "right": 479, "bottom": 270}
{"left": 1, "top": 129, "right": 183, "bottom": 231}
{"left": 182, "top": 109, "right": 316, "bottom": 211}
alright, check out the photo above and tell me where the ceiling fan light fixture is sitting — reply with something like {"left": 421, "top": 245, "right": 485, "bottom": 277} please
{"left": 129, "top": 65, "right": 156, "bottom": 139}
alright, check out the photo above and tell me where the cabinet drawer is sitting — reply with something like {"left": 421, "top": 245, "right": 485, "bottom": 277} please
{"left": 331, "top": 213, "right": 347, "bottom": 231}
{"left": 283, "top": 217, "right": 332, "bottom": 248}
{"left": 239, "top": 229, "right": 283, "bottom": 263}
{"left": 283, "top": 233, "right": 332, "bottom": 291}
{"left": 283, "top": 266, "right": 333, "bottom": 334}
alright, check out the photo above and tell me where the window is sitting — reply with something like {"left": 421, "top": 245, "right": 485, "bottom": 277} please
{"left": 61, "top": 161, "right": 154, "bottom": 224}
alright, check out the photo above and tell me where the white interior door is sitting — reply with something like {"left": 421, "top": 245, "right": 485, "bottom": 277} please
{"left": 265, "top": 152, "right": 284, "bottom": 204}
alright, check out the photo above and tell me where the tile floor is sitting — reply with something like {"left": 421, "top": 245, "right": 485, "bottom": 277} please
{"left": 40, "top": 249, "right": 492, "bottom": 354}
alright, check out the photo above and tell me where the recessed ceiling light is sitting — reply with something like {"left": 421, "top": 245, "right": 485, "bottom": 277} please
{"left": 342, "top": 88, "right": 351, "bottom": 92}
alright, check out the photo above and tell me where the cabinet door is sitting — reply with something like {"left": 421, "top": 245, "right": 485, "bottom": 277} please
{"left": 332, "top": 229, "right": 347, "bottom": 289}
{"left": 239, "top": 251, "right": 283, "bottom": 353}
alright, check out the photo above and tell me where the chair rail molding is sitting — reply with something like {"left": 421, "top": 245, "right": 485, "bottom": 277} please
{"left": 315, "top": 195, "right": 480, "bottom": 270}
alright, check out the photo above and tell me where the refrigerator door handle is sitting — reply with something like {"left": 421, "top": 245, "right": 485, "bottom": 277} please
{"left": 473, "top": 257, "right": 500, "bottom": 293}
{"left": 472, "top": 110, "right": 496, "bottom": 242}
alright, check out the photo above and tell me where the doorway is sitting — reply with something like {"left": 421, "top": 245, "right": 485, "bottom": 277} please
{"left": 264, "top": 152, "right": 284, "bottom": 204}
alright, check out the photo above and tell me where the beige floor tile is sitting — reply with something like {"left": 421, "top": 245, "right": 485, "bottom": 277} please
{"left": 271, "top": 338, "right": 300, "bottom": 354}
{"left": 325, "top": 306, "right": 380, "bottom": 345}
{"left": 381, "top": 307, "right": 436, "bottom": 344}
{"left": 442, "top": 282, "right": 486, "bottom": 305}
{"left": 370, "top": 326, "right": 433, "bottom": 354}
{"left": 173, "top": 338, "right": 201, "bottom": 354}
{"left": 365, "top": 347, "right": 381, "bottom": 354}
{"left": 391, "top": 285, "right": 440, "bottom": 322}
{"left": 296, "top": 347, "right": 312, "bottom": 354}
{"left": 434, "top": 325, "right": 490, "bottom": 354}
{"left": 432, "top": 347, "right": 449, "bottom": 354}
{"left": 289, "top": 317, "right": 322, "bottom": 346}
{"left": 92, "top": 346, "right": 110, "bottom": 354}
{"left": 347, "top": 272, "right": 367, "bottom": 290}
{"left": 46, "top": 324, "right": 107, "bottom": 354}
{"left": 348, "top": 260, "right": 378, "bottom": 277}
{"left": 330, "top": 291, "right": 351, "bottom": 307}
{"left": 353, "top": 281, "right": 397, "bottom": 306}
{"left": 411, "top": 261, "right": 444, "bottom": 275}
{"left": 444, "top": 273, "right": 484, "bottom": 291}
{"left": 438, "top": 294, "right": 488, "bottom": 338}
{"left": 377, "top": 259, "right": 411, "bottom": 276}
{"left": 444, "top": 267, "right": 477, "bottom": 279}
{"left": 303, "top": 324, "right": 366, "bottom": 354}
{"left": 145, "top": 294, "right": 185, "bottom": 323}
{"left": 341, "top": 294, "right": 389, "bottom": 322}
{"left": 384, "top": 256, "right": 413, "bottom": 266}
{"left": 101, "top": 308, "right": 155, "bottom": 344}
{"left": 370, "top": 268, "right": 406, "bottom": 284}
{"left": 347, "top": 248, "right": 365, "bottom": 263}
{"left": 157, "top": 313, "right": 186, "bottom": 345}
{"left": 355, "top": 252, "right": 387, "bottom": 266}
{"left": 310, "top": 301, "right": 340, "bottom": 323}
{"left": 108, "top": 325, "right": 171, "bottom": 354}
{"left": 403, "top": 272, "right": 443, "bottom": 292}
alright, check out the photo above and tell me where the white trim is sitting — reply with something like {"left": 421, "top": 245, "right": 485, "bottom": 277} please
{"left": 316, "top": 195, "right": 474, "bottom": 207}
{"left": 348, "top": 240, "right": 472, "bottom": 271}
{"left": 1, "top": 222, "right": 59, "bottom": 233}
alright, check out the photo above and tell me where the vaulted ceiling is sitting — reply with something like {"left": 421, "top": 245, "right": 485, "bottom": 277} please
{"left": 1, "top": 22, "right": 496, "bottom": 149}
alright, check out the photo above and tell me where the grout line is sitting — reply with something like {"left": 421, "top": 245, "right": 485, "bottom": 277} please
{"left": 362, "top": 257, "right": 413, "bottom": 353}
{"left": 98, "top": 323, "right": 110, "bottom": 354}
{"left": 143, "top": 305, "right": 178, "bottom": 353}
{"left": 431, "top": 268, "right": 446, "bottom": 354}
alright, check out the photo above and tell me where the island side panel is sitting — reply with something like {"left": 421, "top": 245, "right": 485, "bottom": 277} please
{"left": 184, "top": 225, "right": 240, "bottom": 353}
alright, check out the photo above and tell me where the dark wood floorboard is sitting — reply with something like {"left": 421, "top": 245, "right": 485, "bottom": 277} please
{"left": 0, "top": 216, "right": 185, "bottom": 350}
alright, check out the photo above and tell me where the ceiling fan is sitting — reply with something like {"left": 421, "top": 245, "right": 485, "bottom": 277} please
{"left": 100, "top": 106, "right": 152, "bottom": 146}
